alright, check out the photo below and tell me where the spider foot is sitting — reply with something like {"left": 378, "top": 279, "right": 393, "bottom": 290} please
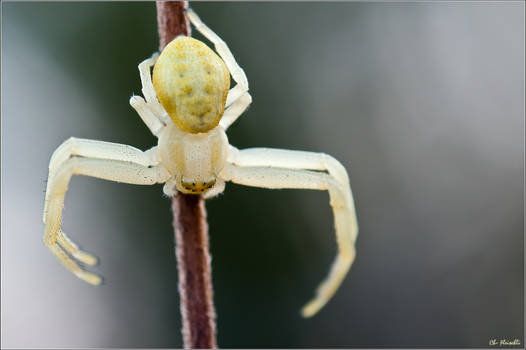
{"left": 300, "top": 254, "right": 353, "bottom": 318}
{"left": 70, "top": 248, "right": 98, "bottom": 266}
{"left": 75, "top": 270, "right": 103, "bottom": 285}
{"left": 58, "top": 231, "right": 99, "bottom": 266}
{"left": 300, "top": 299, "right": 324, "bottom": 318}
{"left": 47, "top": 242, "right": 103, "bottom": 285}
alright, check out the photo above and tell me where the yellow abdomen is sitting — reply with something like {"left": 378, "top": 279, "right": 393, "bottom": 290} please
{"left": 153, "top": 36, "right": 230, "bottom": 134}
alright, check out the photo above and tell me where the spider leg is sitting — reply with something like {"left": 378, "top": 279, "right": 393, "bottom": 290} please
{"left": 45, "top": 137, "right": 160, "bottom": 216}
{"left": 47, "top": 137, "right": 158, "bottom": 178}
{"left": 162, "top": 177, "right": 179, "bottom": 197}
{"left": 225, "top": 85, "right": 248, "bottom": 109}
{"left": 220, "top": 150, "right": 358, "bottom": 317}
{"left": 45, "top": 137, "right": 161, "bottom": 229}
{"left": 186, "top": 8, "right": 249, "bottom": 107}
{"left": 56, "top": 229, "right": 98, "bottom": 266}
{"left": 137, "top": 54, "right": 170, "bottom": 124}
{"left": 219, "top": 92, "right": 252, "bottom": 130}
{"left": 130, "top": 95, "right": 165, "bottom": 137}
{"left": 228, "top": 147, "right": 351, "bottom": 192}
{"left": 43, "top": 138, "right": 170, "bottom": 284}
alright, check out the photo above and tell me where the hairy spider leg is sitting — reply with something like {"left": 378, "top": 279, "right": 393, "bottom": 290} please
{"left": 43, "top": 138, "right": 170, "bottom": 284}
{"left": 222, "top": 148, "right": 358, "bottom": 317}
{"left": 44, "top": 138, "right": 161, "bottom": 264}
{"left": 228, "top": 147, "right": 352, "bottom": 193}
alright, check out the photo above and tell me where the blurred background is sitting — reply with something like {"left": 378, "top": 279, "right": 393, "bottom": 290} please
{"left": 1, "top": 2, "right": 524, "bottom": 348}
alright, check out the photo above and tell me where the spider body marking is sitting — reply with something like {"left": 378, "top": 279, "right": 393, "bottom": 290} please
{"left": 43, "top": 8, "right": 359, "bottom": 318}
{"left": 153, "top": 36, "right": 230, "bottom": 133}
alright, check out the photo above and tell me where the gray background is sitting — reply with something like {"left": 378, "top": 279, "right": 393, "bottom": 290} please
{"left": 2, "top": 2, "right": 524, "bottom": 348}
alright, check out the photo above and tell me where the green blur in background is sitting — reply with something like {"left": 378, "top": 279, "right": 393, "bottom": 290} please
{"left": 1, "top": 2, "right": 524, "bottom": 348}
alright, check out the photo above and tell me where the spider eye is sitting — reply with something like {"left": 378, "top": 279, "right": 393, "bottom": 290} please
{"left": 152, "top": 37, "right": 230, "bottom": 134}
{"left": 180, "top": 178, "right": 216, "bottom": 193}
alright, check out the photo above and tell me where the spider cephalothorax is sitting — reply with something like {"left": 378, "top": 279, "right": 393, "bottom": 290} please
{"left": 43, "top": 8, "right": 358, "bottom": 318}
{"left": 158, "top": 123, "right": 228, "bottom": 194}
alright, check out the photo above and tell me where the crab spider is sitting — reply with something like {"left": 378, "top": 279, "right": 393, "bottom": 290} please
{"left": 42, "top": 8, "right": 358, "bottom": 318}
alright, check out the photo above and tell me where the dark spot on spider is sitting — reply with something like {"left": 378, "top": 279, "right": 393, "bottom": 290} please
{"left": 179, "top": 74, "right": 184, "bottom": 78}
{"left": 207, "top": 71, "right": 211, "bottom": 75}
{"left": 192, "top": 182, "right": 196, "bottom": 186}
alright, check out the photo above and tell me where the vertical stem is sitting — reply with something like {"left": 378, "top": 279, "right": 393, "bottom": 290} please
{"left": 171, "top": 195, "right": 217, "bottom": 349}
{"left": 156, "top": 2, "right": 217, "bottom": 348}
{"left": 156, "top": 0, "right": 191, "bottom": 49}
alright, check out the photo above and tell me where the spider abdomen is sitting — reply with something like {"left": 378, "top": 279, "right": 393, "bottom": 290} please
{"left": 153, "top": 36, "right": 230, "bottom": 134}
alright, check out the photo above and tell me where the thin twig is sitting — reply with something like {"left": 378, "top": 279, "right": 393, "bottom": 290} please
{"left": 156, "top": 2, "right": 218, "bottom": 348}
{"left": 157, "top": 0, "right": 191, "bottom": 49}
{"left": 171, "top": 195, "right": 217, "bottom": 349}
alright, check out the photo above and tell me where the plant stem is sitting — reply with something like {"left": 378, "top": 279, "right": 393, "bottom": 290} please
{"left": 156, "top": 0, "right": 191, "bottom": 49}
{"left": 171, "top": 195, "right": 217, "bottom": 349}
{"left": 156, "top": 2, "right": 218, "bottom": 348}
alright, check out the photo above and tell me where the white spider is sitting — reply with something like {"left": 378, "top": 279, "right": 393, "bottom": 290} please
{"left": 42, "top": 9, "right": 358, "bottom": 318}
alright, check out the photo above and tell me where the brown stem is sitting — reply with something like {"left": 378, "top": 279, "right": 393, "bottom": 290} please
{"left": 171, "top": 195, "right": 217, "bottom": 349}
{"left": 156, "top": 2, "right": 217, "bottom": 348}
{"left": 156, "top": 0, "right": 191, "bottom": 50}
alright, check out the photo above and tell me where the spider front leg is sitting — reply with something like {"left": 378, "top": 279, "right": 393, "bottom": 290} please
{"left": 221, "top": 148, "right": 358, "bottom": 317}
{"left": 44, "top": 137, "right": 159, "bottom": 221}
{"left": 228, "top": 147, "right": 352, "bottom": 192}
{"left": 43, "top": 138, "right": 170, "bottom": 284}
